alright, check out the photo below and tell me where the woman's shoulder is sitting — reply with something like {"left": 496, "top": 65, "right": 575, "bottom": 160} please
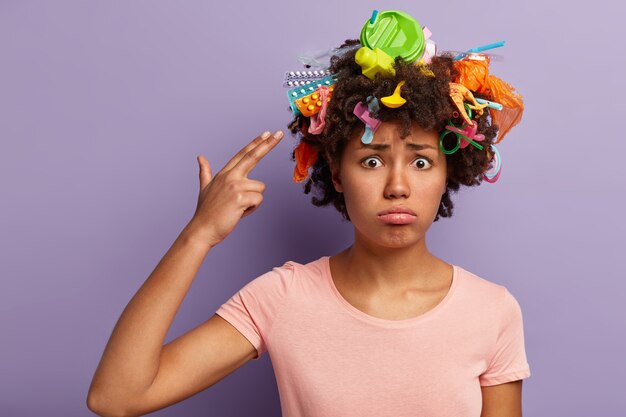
{"left": 245, "top": 255, "right": 327, "bottom": 290}
{"left": 454, "top": 264, "right": 513, "bottom": 301}
{"left": 452, "top": 265, "right": 525, "bottom": 324}
{"left": 278, "top": 255, "right": 328, "bottom": 274}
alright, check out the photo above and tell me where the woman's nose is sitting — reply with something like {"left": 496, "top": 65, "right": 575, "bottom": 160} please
{"left": 384, "top": 166, "right": 410, "bottom": 199}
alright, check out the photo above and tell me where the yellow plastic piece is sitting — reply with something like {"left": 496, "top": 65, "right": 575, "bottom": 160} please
{"left": 448, "top": 82, "right": 489, "bottom": 125}
{"left": 416, "top": 61, "right": 435, "bottom": 77}
{"left": 381, "top": 81, "right": 406, "bottom": 108}
{"left": 355, "top": 46, "right": 396, "bottom": 80}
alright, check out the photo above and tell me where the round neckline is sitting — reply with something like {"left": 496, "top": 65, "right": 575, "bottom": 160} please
{"left": 321, "top": 255, "right": 459, "bottom": 327}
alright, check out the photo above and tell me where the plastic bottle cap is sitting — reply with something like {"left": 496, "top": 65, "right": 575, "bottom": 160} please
{"left": 360, "top": 10, "right": 425, "bottom": 63}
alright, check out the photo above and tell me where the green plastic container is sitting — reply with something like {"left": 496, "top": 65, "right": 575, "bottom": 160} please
{"left": 360, "top": 10, "right": 425, "bottom": 63}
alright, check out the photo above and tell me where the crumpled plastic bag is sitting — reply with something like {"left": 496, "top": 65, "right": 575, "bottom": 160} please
{"left": 293, "top": 140, "right": 318, "bottom": 183}
{"left": 454, "top": 57, "right": 524, "bottom": 143}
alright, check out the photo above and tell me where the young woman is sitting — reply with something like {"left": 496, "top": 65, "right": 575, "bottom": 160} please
{"left": 88, "top": 10, "right": 530, "bottom": 417}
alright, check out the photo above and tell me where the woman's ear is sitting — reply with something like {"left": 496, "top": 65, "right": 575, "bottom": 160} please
{"left": 322, "top": 149, "right": 343, "bottom": 193}
{"left": 330, "top": 162, "right": 343, "bottom": 193}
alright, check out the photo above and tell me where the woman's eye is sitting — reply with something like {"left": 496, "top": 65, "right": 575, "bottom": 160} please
{"left": 362, "top": 157, "right": 432, "bottom": 169}
{"left": 414, "top": 157, "right": 432, "bottom": 170}
{"left": 362, "top": 157, "right": 382, "bottom": 168}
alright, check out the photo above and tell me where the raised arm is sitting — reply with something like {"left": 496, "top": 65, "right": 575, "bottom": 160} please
{"left": 87, "top": 130, "right": 284, "bottom": 417}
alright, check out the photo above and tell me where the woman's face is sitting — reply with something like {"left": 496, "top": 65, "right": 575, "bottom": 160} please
{"left": 331, "top": 121, "right": 448, "bottom": 249}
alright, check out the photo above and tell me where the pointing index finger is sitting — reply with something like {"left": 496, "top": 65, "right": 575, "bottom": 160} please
{"left": 222, "top": 131, "right": 271, "bottom": 173}
{"left": 233, "top": 130, "right": 284, "bottom": 177}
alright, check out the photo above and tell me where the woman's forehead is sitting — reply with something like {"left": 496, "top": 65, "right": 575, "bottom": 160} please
{"left": 346, "top": 121, "right": 439, "bottom": 148}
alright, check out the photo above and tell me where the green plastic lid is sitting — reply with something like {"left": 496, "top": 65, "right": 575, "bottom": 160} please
{"left": 360, "top": 10, "right": 425, "bottom": 63}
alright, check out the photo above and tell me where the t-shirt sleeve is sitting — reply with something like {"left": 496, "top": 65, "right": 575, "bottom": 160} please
{"left": 214, "top": 261, "right": 295, "bottom": 360}
{"left": 479, "top": 287, "right": 531, "bottom": 386}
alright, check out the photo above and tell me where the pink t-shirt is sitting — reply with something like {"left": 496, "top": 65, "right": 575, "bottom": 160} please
{"left": 216, "top": 256, "right": 531, "bottom": 416}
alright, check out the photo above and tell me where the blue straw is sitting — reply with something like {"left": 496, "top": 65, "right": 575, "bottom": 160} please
{"left": 453, "top": 40, "right": 506, "bottom": 60}
{"left": 370, "top": 10, "right": 378, "bottom": 24}
{"left": 468, "top": 41, "right": 506, "bottom": 53}
{"left": 476, "top": 98, "right": 503, "bottom": 111}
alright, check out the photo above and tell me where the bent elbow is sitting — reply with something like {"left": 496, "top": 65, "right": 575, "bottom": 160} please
{"left": 86, "top": 391, "right": 130, "bottom": 417}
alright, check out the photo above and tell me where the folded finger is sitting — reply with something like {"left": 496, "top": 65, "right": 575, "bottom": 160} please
{"left": 243, "top": 179, "right": 266, "bottom": 193}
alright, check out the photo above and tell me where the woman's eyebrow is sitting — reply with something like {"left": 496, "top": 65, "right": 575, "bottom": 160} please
{"left": 357, "top": 143, "right": 437, "bottom": 151}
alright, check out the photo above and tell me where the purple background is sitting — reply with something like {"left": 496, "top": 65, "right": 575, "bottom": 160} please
{"left": 1, "top": 0, "right": 624, "bottom": 416}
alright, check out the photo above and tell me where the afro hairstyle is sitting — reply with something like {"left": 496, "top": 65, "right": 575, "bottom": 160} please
{"left": 288, "top": 39, "right": 500, "bottom": 222}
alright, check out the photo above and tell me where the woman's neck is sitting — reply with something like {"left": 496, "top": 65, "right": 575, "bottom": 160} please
{"left": 332, "top": 235, "right": 449, "bottom": 294}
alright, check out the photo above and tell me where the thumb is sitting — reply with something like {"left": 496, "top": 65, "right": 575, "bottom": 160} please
{"left": 197, "top": 155, "right": 212, "bottom": 189}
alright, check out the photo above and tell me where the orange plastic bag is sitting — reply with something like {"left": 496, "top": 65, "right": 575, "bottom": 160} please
{"left": 454, "top": 57, "right": 524, "bottom": 143}
{"left": 293, "top": 141, "right": 318, "bottom": 183}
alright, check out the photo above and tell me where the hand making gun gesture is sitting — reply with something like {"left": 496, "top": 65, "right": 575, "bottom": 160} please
{"left": 190, "top": 130, "right": 285, "bottom": 247}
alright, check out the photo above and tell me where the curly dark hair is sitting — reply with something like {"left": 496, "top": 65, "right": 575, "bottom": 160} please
{"left": 288, "top": 39, "right": 499, "bottom": 222}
